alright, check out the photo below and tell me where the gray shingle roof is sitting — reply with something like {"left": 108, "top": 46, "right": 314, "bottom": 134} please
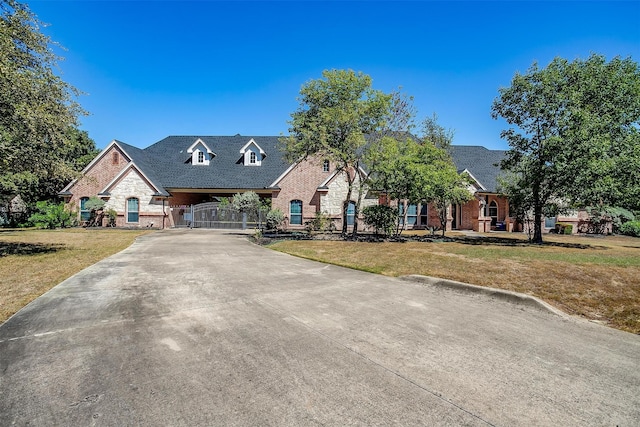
{"left": 114, "top": 136, "right": 505, "bottom": 196}
{"left": 448, "top": 146, "right": 506, "bottom": 193}
{"left": 124, "top": 135, "right": 290, "bottom": 191}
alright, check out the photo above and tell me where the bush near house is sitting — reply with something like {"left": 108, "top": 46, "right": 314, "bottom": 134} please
{"left": 305, "top": 211, "right": 334, "bottom": 234}
{"left": 28, "top": 201, "right": 77, "bottom": 229}
{"left": 265, "top": 208, "right": 285, "bottom": 231}
{"left": 555, "top": 222, "right": 573, "bottom": 235}
{"left": 620, "top": 221, "right": 640, "bottom": 237}
{"left": 363, "top": 205, "right": 398, "bottom": 237}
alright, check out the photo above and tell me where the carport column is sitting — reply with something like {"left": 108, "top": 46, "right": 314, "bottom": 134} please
{"left": 242, "top": 212, "right": 247, "bottom": 230}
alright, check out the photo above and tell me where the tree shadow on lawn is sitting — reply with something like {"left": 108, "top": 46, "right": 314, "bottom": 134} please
{"left": 0, "top": 242, "right": 66, "bottom": 257}
{"left": 449, "top": 235, "right": 607, "bottom": 250}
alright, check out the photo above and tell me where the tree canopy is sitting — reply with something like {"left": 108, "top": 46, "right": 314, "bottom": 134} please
{"left": 366, "top": 95, "right": 470, "bottom": 236}
{"left": 1, "top": 0, "right": 92, "bottom": 206}
{"left": 492, "top": 54, "right": 640, "bottom": 243}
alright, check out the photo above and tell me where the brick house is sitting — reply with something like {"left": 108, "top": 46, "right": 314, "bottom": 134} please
{"left": 60, "top": 135, "right": 510, "bottom": 232}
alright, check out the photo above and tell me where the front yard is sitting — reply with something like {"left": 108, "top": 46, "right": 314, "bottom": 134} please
{"left": 0, "top": 228, "right": 151, "bottom": 324}
{"left": 268, "top": 232, "right": 640, "bottom": 334}
{"left": 2, "top": 228, "right": 638, "bottom": 334}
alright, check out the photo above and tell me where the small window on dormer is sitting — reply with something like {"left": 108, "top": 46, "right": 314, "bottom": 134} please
{"left": 112, "top": 151, "right": 119, "bottom": 165}
{"left": 198, "top": 151, "right": 204, "bottom": 163}
{"left": 323, "top": 160, "right": 330, "bottom": 172}
{"left": 240, "top": 138, "right": 264, "bottom": 166}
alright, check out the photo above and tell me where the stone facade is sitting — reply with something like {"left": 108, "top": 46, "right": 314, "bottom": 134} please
{"left": 104, "top": 169, "right": 166, "bottom": 228}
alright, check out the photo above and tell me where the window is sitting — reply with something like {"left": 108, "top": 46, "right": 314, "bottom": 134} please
{"left": 250, "top": 152, "right": 257, "bottom": 164}
{"left": 544, "top": 216, "right": 556, "bottom": 228}
{"left": 397, "top": 202, "right": 417, "bottom": 225}
{"left": 406, "top": 204, "right": 417, "bottom": 226}
{"left": 323, "top": 160, "right": 330, "bottom": 172}
{"left": 80, "top": 197, "right": 90, "bottom": 222}
{"left": 112, "top": 151, "right": 119, "bottom": 165}
{"left": 488, "top": 200, "right": 498, "bottom": 226}
{"left": 198, "top": 151, "right": 204, "bottom": 163}
{"left": 127, "top": 198, "right": 139, "bottom": 223}
{"left": 346, "top": 201, "right": 356, "bottom": 226}
{"left": 420, "top": 204, "right": 428, "bottom": 226}
{"left": 290, "top": 200, "right": 302, "bottom": 225}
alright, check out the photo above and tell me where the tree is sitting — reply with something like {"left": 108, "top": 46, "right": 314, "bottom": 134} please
{"left": 1, "top": 1, "right": 88, "bottom": 205}
{"left": 232, "top": 191, "right": 261, "bottom": 214}
{"left": 492, "top": 54, "right": 640, "bottom": 243}
{"left": 232, "top": 191, "right": 263, "bottom": 229}
{"left": 366, "top": 97, "right": 471, "bottom": 237}
{"left": 15, "top": 127, "right": 98, "bottom": 206}
{"left": 282, "top": 69, "right": 391, "bottom": 236}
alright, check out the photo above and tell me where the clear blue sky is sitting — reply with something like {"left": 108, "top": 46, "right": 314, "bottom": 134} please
{"left": 29, "top": 0, "right": 640, "bottom": 150}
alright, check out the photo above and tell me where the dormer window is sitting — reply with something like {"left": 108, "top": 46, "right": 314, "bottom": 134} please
{"left": 187, "top": 138, "right": 215, "bottom": 166}
{"left": 240, "top": 138, "right": 266, "bottom": 166}
{"left": 323, "top": 159, "right": 330, "bottom": 172}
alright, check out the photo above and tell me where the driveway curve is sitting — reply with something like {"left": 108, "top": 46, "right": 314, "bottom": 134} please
{"left": 1, "top": 229, "right": 638, "bottom": 426}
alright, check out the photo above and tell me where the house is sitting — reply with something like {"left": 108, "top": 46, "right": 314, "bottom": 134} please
{"left": 59, "top": 135, "right": 510, "bottom": 232}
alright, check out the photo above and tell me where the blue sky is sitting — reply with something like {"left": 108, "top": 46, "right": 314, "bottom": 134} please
{"left": 28, "top": 0, "right": 640, "bottom": 150}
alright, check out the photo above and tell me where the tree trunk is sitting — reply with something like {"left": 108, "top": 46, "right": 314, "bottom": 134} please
{"left": 532, "top": 182, "right": 544, "bottom": 244}
{"left": 342, "top": 178, "right": 354, "bottom": 237}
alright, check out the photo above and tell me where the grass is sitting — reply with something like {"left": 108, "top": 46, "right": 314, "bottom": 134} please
{"left": 267, "top": 232, "right": 640, "bottom": 334}
{"left": 0, "top": 228, "right": 151, "bottom": 324}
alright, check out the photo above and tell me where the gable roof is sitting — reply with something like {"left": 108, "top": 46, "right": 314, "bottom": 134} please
{"left": 114, "top": 140, "right": 170, "bottom": 196}
{"left": 141, "top": 135, "right": 290, "bottom": 190}
{"left": 448, "top": 146, "right": 506, "bottom": 193}
{"left": 187, "top": 138, "right": 215, "bottom": 156}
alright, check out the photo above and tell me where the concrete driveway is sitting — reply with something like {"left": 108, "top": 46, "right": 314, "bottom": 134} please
{"left": 1, "top": 229, "right": 638, "bottom": 426}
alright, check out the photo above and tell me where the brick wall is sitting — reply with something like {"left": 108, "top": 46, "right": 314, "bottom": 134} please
{"left": 65, "top": 145, "right": 130, "bottom": 215}
{"left": 272, "top": 157, "right": 333, "bottom": 229}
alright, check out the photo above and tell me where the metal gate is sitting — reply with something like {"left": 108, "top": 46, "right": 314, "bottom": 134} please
{"left": 170, "top": 202, "right": 264, "bottom": 229}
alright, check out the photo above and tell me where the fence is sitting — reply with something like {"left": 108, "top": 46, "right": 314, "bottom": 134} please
{"left": 170, "top": 203, "right": 264, "bottom": 229}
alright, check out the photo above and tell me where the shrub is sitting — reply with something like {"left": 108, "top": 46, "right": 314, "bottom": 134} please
{"left": 266, "top": 208, "right": 285, "bottom": 231}
{"left": 29, "top": 201, "right": 76, "bottom": 229}
{"left": 619, "top": 221, "right": 640, "bottom": 237}
{"left": 363, "top": 205, "right": 398, "bottom": 236}
{"left": 555, "top": 222, "right": 573, "bottom": 235}
{"left": 585, "top": 206, "right": 635, "bottom": 234}
{"left": 105, "top": 209, "right": 117, "bottom": 227}
{"left": 218, "top": 197, "right": 230, "bottom": 208}
{"left": 305, "top": 211, "right": 333, "bottom": 233}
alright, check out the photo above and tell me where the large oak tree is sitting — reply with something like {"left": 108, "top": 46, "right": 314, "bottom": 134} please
{"left": 1, "top": 0, "right": 93, "bottom": 206}
{"left": 492, "top": 54, "right": 640, "bottom": 243}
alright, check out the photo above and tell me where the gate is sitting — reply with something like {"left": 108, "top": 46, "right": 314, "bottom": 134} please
{"left": 170, "top": 202, "right": 264, "bottom": 229}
